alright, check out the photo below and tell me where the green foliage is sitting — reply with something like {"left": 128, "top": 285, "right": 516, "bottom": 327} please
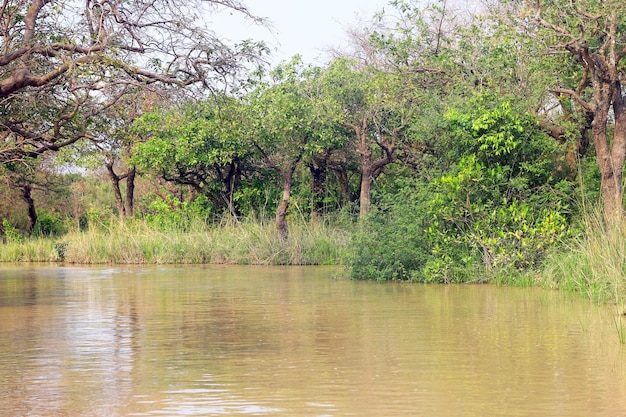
{"left": 444, "top": 94, "right": 560, "bottom": 185}
{"left": 349, "top": 94, "right": 574, "bottom": 282}
{"left": 132, "top": 96, "right": 253, "bottom": 216}
{"left": 2, "top": 219, "right": 23, "bottom": 243}
{"left": 430, "top": 157, "right": 568, "bottom": 274}
{"left": 33, "top": 209, "right": 66, "bottom": 237}
{"left": 249, "top": 57, "right": 344, "bottom": 164}
{"left": 144, "top": 195, "right": 211, "bottom": 232}
{"left": 350, "top": 179, "right": 436, "bottom": 281}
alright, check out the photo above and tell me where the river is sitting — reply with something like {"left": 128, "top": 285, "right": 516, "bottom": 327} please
{"left": 0, "top": 265, "right": 624, "bottom": 416}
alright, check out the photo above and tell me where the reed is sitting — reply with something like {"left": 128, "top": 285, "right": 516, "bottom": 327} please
{"left": 613, "top": 315, "right": 626, "bottom": 344}
{"left": 0, "top": 237, "right": 60, "bottom": 262}
{"left": 0, "top": 216, "right": 351, "bottom": 265}
{"left": 539, "top": 208, "right": 626, "bottom": 305}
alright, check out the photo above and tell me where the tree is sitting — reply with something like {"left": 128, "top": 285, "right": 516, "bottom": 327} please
{"left": 320, "top": 58, "right": 421, "bottom": 218}
{"left": 521, "top": 0, "right": 626, "bottom": 220}
{"left": 0, "top": 156, "right": 69, "bottom": 234}
{"left": 96, "top": 88, "right": 169, "bottom": 219}
{"left": 132, "top": 95, "right": 253, "bottom": 217}
{"left": 249, "top": 57, "right": 337, "bottom": 239}
{"left": 323, "top": 0, "right": 461, "bottom": 218}
{"left": 1, "top": 0, "right": 267, "bottom": 164}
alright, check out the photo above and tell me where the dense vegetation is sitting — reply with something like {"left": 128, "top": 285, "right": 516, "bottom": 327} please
{"left": 2, "top": 0, "right": 626, "bottom": 304}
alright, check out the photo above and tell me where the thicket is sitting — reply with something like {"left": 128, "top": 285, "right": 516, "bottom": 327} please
{"left": 350, "top": 95, "right": 575, "bottom": 282}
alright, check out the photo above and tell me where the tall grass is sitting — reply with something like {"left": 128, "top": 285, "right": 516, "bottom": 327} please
{"left": 0, "top": 237, "right": 62, "bottom": 262}
{"left": 0, "top": 216, "right": 351, "bottom": 265}
{"left": 539, "top": 209, "right": 626, "bottom": 305}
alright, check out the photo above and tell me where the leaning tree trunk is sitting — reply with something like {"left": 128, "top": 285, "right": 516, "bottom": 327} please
{"left": 21, "top": 184, "right": 37, "bottom": 234}
{"left": 106, "top": 158, "right": 126, "bottom": 218}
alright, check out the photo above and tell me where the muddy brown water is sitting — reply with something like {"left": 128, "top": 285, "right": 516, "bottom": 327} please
{"left": 0, "top": 265, "right": 625, "bottom": 416}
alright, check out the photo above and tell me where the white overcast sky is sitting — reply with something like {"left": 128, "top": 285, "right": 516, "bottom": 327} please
{"left": 212, "top": 0, "right": 387, "bottom": 65}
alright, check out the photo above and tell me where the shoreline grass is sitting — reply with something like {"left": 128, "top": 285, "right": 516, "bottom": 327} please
{"left": 0, "top": 217, "right": 351, "bottom": 266}
{"left": 537, "top": 209, "right": 626, "bottom": 306}
{"left": 3, "top": 209, "right": 625, "bottom": 309}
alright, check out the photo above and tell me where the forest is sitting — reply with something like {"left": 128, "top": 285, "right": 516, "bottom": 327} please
{"left": 2, "top": 0, "right": 626, "bottom": 304}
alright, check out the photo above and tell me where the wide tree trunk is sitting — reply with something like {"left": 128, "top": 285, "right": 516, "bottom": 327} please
{"left": 21, "top": 185, "right": 37, "bottom": 234}
{"left": 353, "top": 118, "right": 373, "bottom": 218}
{"left": 593, "top": 98, "right": 626, "bottom": 222}
{"left": 359, "top": 159, "right": 373, "bottom": 219}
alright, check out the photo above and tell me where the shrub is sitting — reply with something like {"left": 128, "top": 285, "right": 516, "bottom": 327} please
{"left": 348, "top": 94, "right": 575, "bottom": 282}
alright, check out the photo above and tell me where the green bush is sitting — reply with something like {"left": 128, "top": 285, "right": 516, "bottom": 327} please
{"left": 348, "top": 94, "right": 575, "bottom": 282}
{"left": 2, "top": 219, "right": 22, "bottom": 243}
{"left": 144, "top": 195, "right": 211, "bottom": 232}
{"left": 349, "top": 179, "right": 440, "bottom": 281}
{"left": 33, "top": 209, "right": 66, "bottom": 236}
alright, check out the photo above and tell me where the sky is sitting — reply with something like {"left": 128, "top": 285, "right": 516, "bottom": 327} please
{"left": 213, "top": 0, "right": 386, "bottom": 65}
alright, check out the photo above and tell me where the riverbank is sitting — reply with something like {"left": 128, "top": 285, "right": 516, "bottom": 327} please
{"left": 1, "top": 213, "right": 624, "bottom": 306}
{"left": 0, "top": 218, "right": 351, "bottom": 266}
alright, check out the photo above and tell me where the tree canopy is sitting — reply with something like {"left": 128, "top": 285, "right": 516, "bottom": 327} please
{"left": 1, "top": 0, "right": 267, "bottom": 163}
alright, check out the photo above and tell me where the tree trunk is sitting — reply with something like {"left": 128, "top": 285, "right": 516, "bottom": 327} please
{"left": 21, "top": 184, "right": 37, "bottom": 234}
{"left": 275, "top": 172, "right": 293, "bottom": 241}
{"left": 607, "top": 93, "right": 626, "bottom": 220}
{"left": 352, "top": 115, "right": 398, "bottom": 218}
{"left": 353, "top": 117, "right": 373, "bottom": 218}
{"left": 223, "top": 161, "right": 241, "bottom": 217}
{"left": 106, "top": 158, "right": 126, "bottom": 218}
{"left": 359, "top": 159, "right": 373, "bottom": 219}
{"left": 333, "top": 165, "right": 352, "bottom": 206}
{"left": 125, "top": 165, "right": 136, "bottom": 217}
{"left": 593, "top": 104, "right": 625, "bottom": 222}
{"left": 309, "top": 152, "right": 329, "bottom": 225}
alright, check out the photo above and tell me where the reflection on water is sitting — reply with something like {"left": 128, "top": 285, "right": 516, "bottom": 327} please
{"left": 0, "top": 265, "right": 625, "bottom": 416}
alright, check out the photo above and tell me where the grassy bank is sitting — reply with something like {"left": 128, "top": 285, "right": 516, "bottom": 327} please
{"left": 537, "top": 210, "right": 626, "bottom": 306}
{"left": 3, "top": 209, "right": 625, "bottom": 308}
{"left": 0, "top": 217, "right": 351, "bottom": 266}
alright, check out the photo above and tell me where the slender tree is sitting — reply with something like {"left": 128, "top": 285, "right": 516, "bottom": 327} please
{"left": 248, "top": 58, "right": 331, "bottom": 239}
{"left": 319, "top": 58, "right": 418, "bottom": 218}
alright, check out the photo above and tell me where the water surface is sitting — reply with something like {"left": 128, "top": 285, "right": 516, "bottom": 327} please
{"left": 0, "top": 265, "right": 624, "bottom": 416}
